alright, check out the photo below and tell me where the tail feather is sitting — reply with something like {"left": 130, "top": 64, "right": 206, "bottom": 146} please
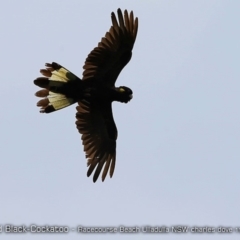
{"left": 37, "top": 98, "right": 49, "bottom": 107}
{"left": 35, "top": 89, "right": 49, "bottom": 97}
{"left": 40, "top": 69, "right": 51, "bottom": 77}
{"left": 34, "top": 62, "right": 81, "bottom": 113}
{"left": 34, "top": 77, "right": 50, "bottom": 89}
{"left": 34, "top": 77, "right": 65, "bottom": 91}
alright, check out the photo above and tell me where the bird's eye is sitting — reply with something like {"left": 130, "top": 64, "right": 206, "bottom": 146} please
{"left": 119, "top": 88, "right": 125, "bottom": 92}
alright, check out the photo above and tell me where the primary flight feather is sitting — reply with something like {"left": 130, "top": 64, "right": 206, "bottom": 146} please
{"left": 34, "top": 9, "right": 138, "bottom": 182}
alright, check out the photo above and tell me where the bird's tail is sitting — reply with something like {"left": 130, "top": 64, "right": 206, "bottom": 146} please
{"left": 34, "top": 62, "right": 80, "bottom": 113}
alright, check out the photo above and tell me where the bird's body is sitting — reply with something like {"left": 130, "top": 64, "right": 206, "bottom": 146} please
{"left": 34, "top": 9, "right": 138, "bottom": 182}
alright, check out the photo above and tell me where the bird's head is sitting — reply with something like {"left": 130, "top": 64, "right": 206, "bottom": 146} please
{"left": 117, "top": 86, "right": 133, "bottom": 103}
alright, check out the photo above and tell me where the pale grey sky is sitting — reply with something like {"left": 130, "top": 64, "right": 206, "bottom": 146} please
{"left": 1, "top": 0, "right": 240, "bottom": 239}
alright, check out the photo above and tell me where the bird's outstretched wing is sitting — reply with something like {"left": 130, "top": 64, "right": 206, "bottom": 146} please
{"left": 76, "top": 100, "right": 117, "bottom": 182}
{"left": 82, "top": 8, "right": 138, "bottom": 86}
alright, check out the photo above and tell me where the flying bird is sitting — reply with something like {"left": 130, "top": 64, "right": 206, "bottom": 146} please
{"left": 34, "top": 9, "right": 138, "bottom": 182}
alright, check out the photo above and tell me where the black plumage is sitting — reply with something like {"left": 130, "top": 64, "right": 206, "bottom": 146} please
{"left": 34, "top": 9, "right": 138, "bottom": 182}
